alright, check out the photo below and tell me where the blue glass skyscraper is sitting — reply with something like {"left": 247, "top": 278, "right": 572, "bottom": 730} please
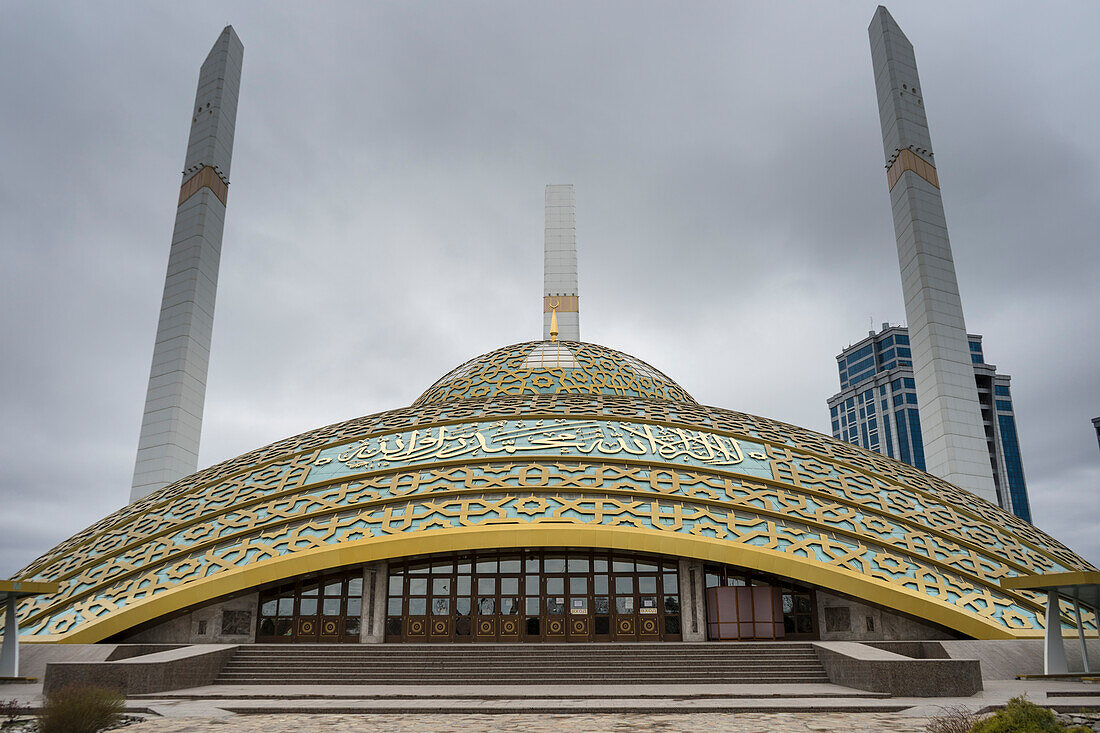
{"left": 827, "top": 324, "right": 1032, "bottom": 522}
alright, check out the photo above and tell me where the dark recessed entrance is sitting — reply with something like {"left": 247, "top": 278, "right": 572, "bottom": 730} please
{"left": 256, "top": 569, "right": 363, "bottom": 643}
{"left": 384, "top": 550, "right": 683, "bottom": 643}
{"left": 250, "top": 551, "right": 821, "bottom": 644}
{"left": 703, "top": 564, "right": 818, "bottom": 640}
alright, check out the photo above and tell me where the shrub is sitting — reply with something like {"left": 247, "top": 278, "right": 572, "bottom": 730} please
{"left": 970, "top": 696, "right": 1091, "bottom": 733}
{"left": 36, "top": 684, "right": 124, "bottom": 733}
{"left": 925, "top": 705, "right": 980, "bottom": 733}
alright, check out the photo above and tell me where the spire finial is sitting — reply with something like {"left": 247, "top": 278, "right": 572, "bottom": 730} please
{"left": 549, "top": 299, "right": 560, "bottom": 342}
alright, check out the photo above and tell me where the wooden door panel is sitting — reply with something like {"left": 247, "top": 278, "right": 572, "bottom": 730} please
{"left": 296, "top": 616, "right": 318, "bottom": 641}
{"left": 430, "top": 616, "right": 451, "bottom": 641}
{"left": 319, "top": 616, "right": 341, "bottom": 640}
{"left": 613, "top": 615, "right": 636, "bottom": 640}
{"left": 638, "top": 612, "right": 660, "bottom": 639}
{"left": 568, "top": 614, "right": 590, "bottom": 641}
{"left": 406, "top": 617, "right": 428, "bottom": 641}
{"left": 544, "top": 616, "right": 566, "bottom": 640}
{"left": 475, "top": 616, "right": 496, "bottom": 640}
{"left": 499, "top": 616, "right": 521, "bottom": 641}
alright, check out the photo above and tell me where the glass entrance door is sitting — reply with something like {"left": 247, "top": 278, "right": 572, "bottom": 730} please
{"left": 473, "top": 556, "right": 522, "bottom": 641}
{"left": 257, "top": 570, "right": 363, "bottom": 643}
{"left": 385, "top": 550, "right": 683, "bottom": 643}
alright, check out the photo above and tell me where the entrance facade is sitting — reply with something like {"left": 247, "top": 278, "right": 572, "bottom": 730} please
{"left": 384, "top": 550, "right": 683, "bottom": 642}
{"left": 256, "top": 569, "right": 363, "bottom": 642}
{"left": 250, "top": 550, "right": 822, "bottom": 643}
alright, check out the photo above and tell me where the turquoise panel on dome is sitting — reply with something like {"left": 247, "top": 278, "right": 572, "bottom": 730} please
{"left": 307, "top": 418, "right": 773, "bottom": 485}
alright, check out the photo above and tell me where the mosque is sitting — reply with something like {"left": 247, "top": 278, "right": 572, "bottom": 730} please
{"left": 2, "top": 8, "right": 1096, "bottom": 664}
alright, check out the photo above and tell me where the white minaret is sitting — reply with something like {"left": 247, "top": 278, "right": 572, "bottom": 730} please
{"left": 131, "top": 27, "right": 244, "bottom": 502}
{"left": 543, "top": 184, "right": 580, "bottom": 341}
{"left": 868, "top": 7, "right": 998, "bottom": 505}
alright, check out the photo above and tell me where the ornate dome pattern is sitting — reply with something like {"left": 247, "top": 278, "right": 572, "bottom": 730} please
{"left": 413, "top": 341, "right": 697, "bottom": 406}
{"left": 9, "top": 386, "right": 1095, "bottom": 643}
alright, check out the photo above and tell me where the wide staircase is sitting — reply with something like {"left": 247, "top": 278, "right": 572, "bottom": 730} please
{"left": 215, "top": 642, "right": 829, "bottom": 686}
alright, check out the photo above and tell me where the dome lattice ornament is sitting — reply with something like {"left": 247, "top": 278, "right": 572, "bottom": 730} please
{"left": 414, "top": 341, "right": 696, "bottom": 406}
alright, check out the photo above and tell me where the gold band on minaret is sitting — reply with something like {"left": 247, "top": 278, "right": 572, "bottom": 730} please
{"left": 543, "top": 295, "right": 578, "bottom": 314}
{"left": 886, "top": 148, "right": 938, "bottom": 191}
{"left": 178, "top": 165, "right": 229, "bottom": 206}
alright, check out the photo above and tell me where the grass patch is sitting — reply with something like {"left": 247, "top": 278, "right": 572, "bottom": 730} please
{"left": 36, "top": 684, "right": 124, "bottom": 733}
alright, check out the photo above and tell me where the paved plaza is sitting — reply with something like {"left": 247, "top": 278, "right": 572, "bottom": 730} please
{"left": 6, "top": 677, "right": 1098, "bottom": 732}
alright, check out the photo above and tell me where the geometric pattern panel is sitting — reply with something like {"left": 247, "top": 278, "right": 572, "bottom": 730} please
{"left": 7, "top": 405, "right": 1094, "bottom": 641}
{"left": 413, "top": 341, "right": 697, "bottom": 406}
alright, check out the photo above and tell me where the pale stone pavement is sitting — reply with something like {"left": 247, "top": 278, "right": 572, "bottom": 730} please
{"left": 121, "top": 712, "right": 933, "bottom": 732}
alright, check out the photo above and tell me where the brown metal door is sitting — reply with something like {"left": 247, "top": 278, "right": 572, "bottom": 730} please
{"left": 523, "top": 591, "right": 542, "bottom": 641}
{"left": 319, "top": 576, "right": 343, "bottom": 641}
{"left": 544, "top": 595, "right": 567, "bottom": 640}
{"left": 706, "top": 584, "right": 783, "bottom": 640}
{"left": 429, "top": 575, "right": 453, "bottom": 642}
{"left": 405, "top": 573, "right": 429, "bottom": 641}
{"left": 295, "top": 581, "right": 320, "bottom": 642}
{"left": 454, "top": 574, "right": 472, "bottom": 642}
{"left": 612, "top": 575, "right": 637, "bottom": 640}
{"left": 474, "top": 575, "right": 497, "bottom": 641}
{"left": 498, "top": 574, "right": 521, "bottom": 642}
{"left": 637, "top": 572, "right": 661, "bottom": 640}
{"left": 567, "top": 575, "right": 591, "bottom": 641}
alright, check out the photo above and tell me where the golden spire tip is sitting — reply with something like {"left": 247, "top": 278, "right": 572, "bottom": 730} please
{"left": 549, "top": 300, "right": 559, "bottom": 342}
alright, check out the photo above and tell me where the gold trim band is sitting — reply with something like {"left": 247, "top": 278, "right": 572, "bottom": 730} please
{"left": 544, "top": 295, "right": 578, "bottom": 313}
{"left": 35, "top": 525, "right": 1027, "bottom": 644}
{"left": 887, "top": 148, "right": 939, "bottom": 191}
{"left": 178, "top": 166, "right": 228, "bottom": 207}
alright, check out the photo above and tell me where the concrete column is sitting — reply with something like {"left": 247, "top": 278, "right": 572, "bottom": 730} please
{"left": 1073, "top": 600, "right": 1092, "bottom": 673}
{"left": 1044, "top": 590, "right": 1068, "bottom": 675}
{"left": 678, "top": 559, "right": 707, "bottom": 642}
{"left": 0, "top": 593, "right": 18, "bottom": 677}
{"left": 360, "top": 561, "right": 388, "bottom": 643}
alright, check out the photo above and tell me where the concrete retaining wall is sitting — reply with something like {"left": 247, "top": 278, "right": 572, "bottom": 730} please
{"left": 43, "top": 644, "right": 237, "bottom": 696}
{"left": 814, "top": 641, "right": 982, "bottom": 696}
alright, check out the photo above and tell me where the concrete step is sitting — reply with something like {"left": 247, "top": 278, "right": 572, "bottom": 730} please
{"left": 219, "top": 662, "right": 824, "bottom": 670}
{"left": 216, "top": 677, "right": 831, "bottom": 682}
{"left": 227, "top": 648, "right": 819, "bottom": 653}
{"left": 227, "top": 649, "right": 819, "bottom": 656}
{"left": 216, "top": 671, "right": 832, "bottom": 680}
{"left": 225, "top": 655, "right": 827, "bottom": 660}
{"left": 227, "top": 647, "right": 822, "bottom": 651}
{"left": 226, "top": 655, "right": 820, "bottom": 661}
{"left": 212, "top": 677, "right": 831, "bottom": 682}
{"left": 213, "top": 641, "right": 829, "bottom": 687}
{"left": 216, "top": 669, "right": 831, "bottom": 679}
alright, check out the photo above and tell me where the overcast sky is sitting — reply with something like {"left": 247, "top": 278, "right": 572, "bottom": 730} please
{"left": 1, "top": 1, "right": 1097, "bottom": 578}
